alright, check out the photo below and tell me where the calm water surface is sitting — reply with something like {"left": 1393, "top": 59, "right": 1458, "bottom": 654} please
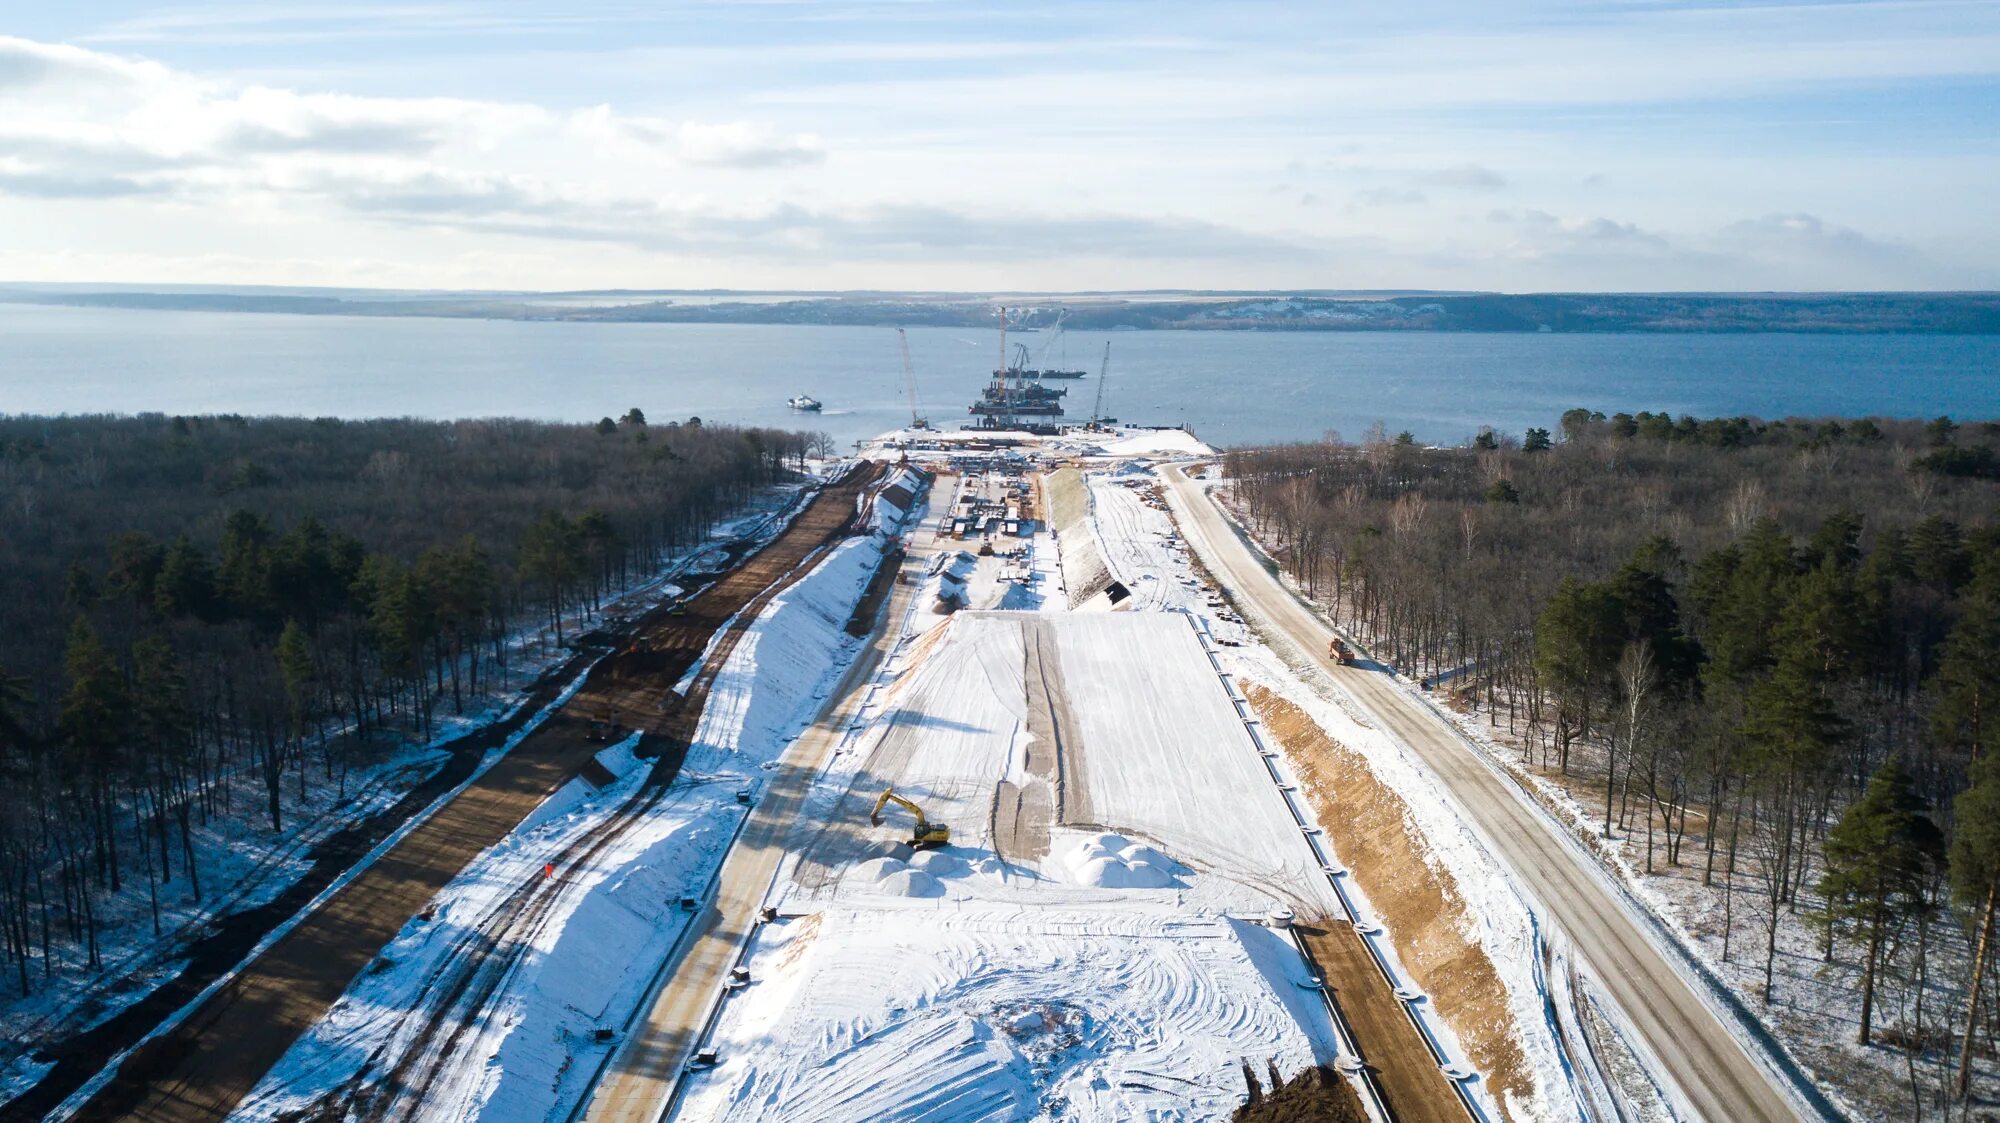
{"left": 1, "top": 304, "right": 1994, "bottom": 448}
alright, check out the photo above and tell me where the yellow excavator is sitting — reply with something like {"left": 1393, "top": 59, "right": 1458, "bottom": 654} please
{"left": 868, "top": 787, "right": 951, "bottom": 848}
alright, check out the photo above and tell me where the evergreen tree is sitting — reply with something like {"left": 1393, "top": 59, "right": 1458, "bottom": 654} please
{"left": 1932, "top": 558, "right": 2000, "bottom": 765}
{"left": 103, "top": 531, "right": 166, "bottom": 610}
{"left": 1952, "top": 756, "right": 2000, "bottom": 1096}
{"left": 153, "top": 535, "right": 217, "bottom": 620}
{"left": 1804, "top": 510, "right": 1864, "bottom": 573}
{"left": 1605, "top": 537, "right": 1703, "bottom": 693}
{"left": 59, "top": 618, "right": 131, "bottom": 768}
{"left": 63, "top": 564, "right": 98, "bottom": 609}
{"left": 1819, "top": 761, "right": 1944, "bottom": 1045}
{"left": 217, "top": 509, "right": 276, "bottom": 620}
{"left": 1742, "top": 609, "right": 1848, "bottom": 779}
{"left": 519, "top": 511, "right": 580, "bottom": 642}
{"left": 1908, "top": 515, "right": 1969, "bottom": 592}
{"left": 59, "top": 616, "right": 133, "bottom": 903}
{"left": 271, "top": 516, "right": 353, "bottom": 628}
{"left": 1697, "top": 519, "right": 1798, "bottom": 693}
{"left": 276, "top": 620, "right": 315, "bottom": 745}
{"left": 0, "top": 663, "right": 30, "bottom": 752}
{"left": 1535, "top": 577, "right": 1622, "bottom": 770}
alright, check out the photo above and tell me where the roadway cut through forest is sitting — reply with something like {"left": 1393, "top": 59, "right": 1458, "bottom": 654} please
{"left": 56, "top": 462, "right": 885, "bottom": 1123}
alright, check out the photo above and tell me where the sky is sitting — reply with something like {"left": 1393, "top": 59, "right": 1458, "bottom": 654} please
{"left": 0, "top": 1, "right": 1995, "bottom": 292}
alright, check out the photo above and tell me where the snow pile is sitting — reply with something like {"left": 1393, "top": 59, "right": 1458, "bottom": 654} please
{"left": 852, "top": 856, "right": 907, "bottom": 881}
{"left": 875, "top": 868, "right": 944, "bottom": 898}
{"left": 1062, "top": 833, "right": 1180, "bottom": 889}
{"left": 848, "top": 855, "right": 947, "bottom": 898}
{"left": 1099, "top": 427, "right": 1213, "bottom": 458}
{"left": 908, "top": 850, "right": 964, "bottom": 877}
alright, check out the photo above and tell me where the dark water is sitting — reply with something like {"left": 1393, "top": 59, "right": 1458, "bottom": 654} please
{"left": 1, "top": 304, "right": 1994, "bottom": 448}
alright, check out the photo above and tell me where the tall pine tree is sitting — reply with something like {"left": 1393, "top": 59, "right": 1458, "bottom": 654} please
{"left": 1820, "top": 761, "right": 1944, "bottom": 1045}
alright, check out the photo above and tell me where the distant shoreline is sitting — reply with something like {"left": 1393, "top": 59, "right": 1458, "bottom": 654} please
{"left": 3, "top": 289, "right": 1997, "bottom": 334}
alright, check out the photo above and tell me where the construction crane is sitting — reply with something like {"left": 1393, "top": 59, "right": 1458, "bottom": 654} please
{"left": 896, "top": 327, "right": 929, "bottom": 430}
{"left": 868, "top": 786, "right": 950, "bottom": 848}
{"left": 1090, "top": 341, "right": 1113, "bottom": 428}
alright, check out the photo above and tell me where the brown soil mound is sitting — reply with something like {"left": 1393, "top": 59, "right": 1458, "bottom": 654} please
{"left": 1243, "top": 682, "right": 1532, "bottom": 1121}
{"left": 1234, "top": 1064, "right": 1367, "bottom": 1123}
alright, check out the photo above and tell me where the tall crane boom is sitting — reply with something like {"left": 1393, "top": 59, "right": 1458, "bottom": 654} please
{"left": 1091, "top": 341, "right": 1112, "bottom": 424}
{"left": 897, "top": 327, "right": 928, "bottom": 429}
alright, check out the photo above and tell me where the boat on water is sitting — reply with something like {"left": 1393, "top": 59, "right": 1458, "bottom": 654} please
{"left": 788, "top": 394, "right": 823, "bottom": 412}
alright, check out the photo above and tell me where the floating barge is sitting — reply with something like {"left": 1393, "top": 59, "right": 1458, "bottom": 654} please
{"left": 966, "top": 312, "right": 1069, "bottom": 435}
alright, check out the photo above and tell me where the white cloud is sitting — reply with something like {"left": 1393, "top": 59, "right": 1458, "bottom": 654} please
{"left": 576, "top": 109, "right": 825, "bottom": 168}
{"left": 1423, "top": 163, "right": 1506, "bottom": 191}
{"left": 1352, "top": 188, "right": 1429, "bottom": 208}
{"left": 1, "top": 1, "right": 1995, "bottom": 292}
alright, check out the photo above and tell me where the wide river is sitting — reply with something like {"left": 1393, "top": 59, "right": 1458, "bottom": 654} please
{"left": 2, "top": 304, "right": 1994, "bottom": 448}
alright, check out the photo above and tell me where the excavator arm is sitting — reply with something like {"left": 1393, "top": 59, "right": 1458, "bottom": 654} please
{"left": 867, "top": 787, "right": 951, "bottom": 847}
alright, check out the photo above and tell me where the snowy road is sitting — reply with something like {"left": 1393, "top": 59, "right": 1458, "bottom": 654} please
{"left": 1160, "top": 465, "right": 1808, "bottom": 1123}
{"left": 582, "top": 475, "right": 956, "bottom": 1123}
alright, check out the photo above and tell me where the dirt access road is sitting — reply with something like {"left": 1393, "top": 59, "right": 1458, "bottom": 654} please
{"left": 1160, "top": 465, "right": 1809, "bottom": 1123}
{"left": 582, "top": 472, "right": 953, "bottom": 1123}
{"left": 63, "top": 464, "right": 883, "bottom": 1123}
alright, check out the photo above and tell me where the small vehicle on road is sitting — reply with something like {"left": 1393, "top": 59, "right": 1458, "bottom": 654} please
{"left": 1327, "top": 638, "right": 1356, "bottom": 666}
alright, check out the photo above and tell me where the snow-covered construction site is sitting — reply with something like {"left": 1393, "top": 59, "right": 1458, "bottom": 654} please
{"left": 30, "top": 426, "right": 1840, "bottom": 1123}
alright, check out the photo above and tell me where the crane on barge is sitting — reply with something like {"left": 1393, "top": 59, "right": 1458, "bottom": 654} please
{"left": 896, "top": 327, "right": 929, "bottom": 430}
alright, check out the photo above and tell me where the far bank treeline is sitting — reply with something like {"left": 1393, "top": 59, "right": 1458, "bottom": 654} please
{"left": 1229, "top": 409, "right": 2000, "bottom": 1095}
{"left": 0, "top": 411, "right": 817, "bottom": 987}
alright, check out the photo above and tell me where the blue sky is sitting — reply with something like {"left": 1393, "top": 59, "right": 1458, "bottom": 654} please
{"left": 0, "top": 1, "right": 1994, "bottom": 290}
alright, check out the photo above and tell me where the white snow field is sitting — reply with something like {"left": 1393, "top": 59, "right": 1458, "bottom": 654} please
{"left": 678, "top": 604, "right": 1354, "bottom": 1122}
{"left": 784, "top": 611, "right": 1341, "bottom": 918}
{"left": 232, "top": 476, "right": 923, "bottom": 1123}
{"left": 1056, "top": 613, "right": 1342, "bottom": 915}
{"left": 679, "top": 907, "right": 1331, "bottom": 1123}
